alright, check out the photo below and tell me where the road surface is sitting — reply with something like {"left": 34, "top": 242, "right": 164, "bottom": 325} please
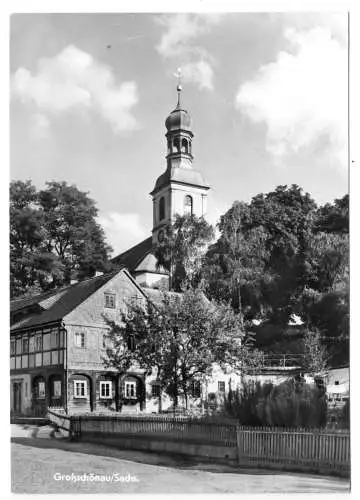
{"left": 11, "top": 424, "right": 350, "bottom": 494}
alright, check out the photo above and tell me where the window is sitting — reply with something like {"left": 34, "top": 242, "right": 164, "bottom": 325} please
{"left": 151, "top": 384, "right": 161, "bottom": 397}
{"left": 43, "top": 333, "right": 51, "bottom": 350}
{"left": 191, "top": 381, "right": 201, "bottom": 398}
{"left": 173, "top": 137, "right": 180, "bottom": 153}
{"left": 35, "top": 334, "right": 42, "bottom": 351}
{"left": 28, "top": 354, "right": 35, "bottom": 368}
{"left": 74, "top": 380, "right": 87, "bottom": 398}
{"left": 105, "top": 293, "right": 116, "bottom": 309}
{"left": 43, "top": 352, "right": 51, "bottom": 365}
{"left": 22, "top": 337, "right": 29, "bottom": 353}
{"left": 159, "top": 197, "right": 165, "bottom": 221}
{"left": 74, "top": 332, "right": 85, "bottom": 348}
{"left": 184, "top": 195, "right": 193, "bottom": 215}
{"left": 51, "top": 350, "right": 59, "bottom": 365}
{"left": 100, "top": 381, "right": 112, "bottom": 399}
{"left": 125, "top": 381, "right": 137, "bottom": 399}
{"left": 29, "top": 336, "right": 35, "bottom": 352}
{"left": 53, "top": 380, "right": 62, "bottom": 398}
{"left": 35, "top": 353, "right": 42, "bottom": 367}
{"left": 181, "top": 138, "right": 188, "bottom": 153}
{"left": 218, "top": 381, "right": 226, "bottom": 393}
{"left": 50, "top": 330, "right": 59, "bottom": 348}
{"left": 38, "top": 381, "right": 45, "bottom": 399}
{"left": 10, "top": 339, "right": 16, "bottom": 355}
{"left": 102, "top": 335, "right": 107, "bottom": 349}
{"left": 16, "top": 338, "right": 22, "bottom": 355}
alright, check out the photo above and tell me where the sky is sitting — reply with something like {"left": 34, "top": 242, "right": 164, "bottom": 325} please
{"left": 10, "top": 12, "right": 349, "bottom": 256}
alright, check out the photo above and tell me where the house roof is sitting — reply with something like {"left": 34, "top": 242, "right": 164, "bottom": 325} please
{"left": 10, "top": 270, "right": 121, "bottom": 332}
{"left": 111, "top": 237, "right": 153, "bottom": 272}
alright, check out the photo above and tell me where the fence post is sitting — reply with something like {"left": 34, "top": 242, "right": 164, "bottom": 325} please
{"left": 236, "top": 425, "right": 242, "bottom": 465}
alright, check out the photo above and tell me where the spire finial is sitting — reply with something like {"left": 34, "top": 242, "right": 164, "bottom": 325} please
{"left": 174, "top": 67, "right": 182, "bottom": 107}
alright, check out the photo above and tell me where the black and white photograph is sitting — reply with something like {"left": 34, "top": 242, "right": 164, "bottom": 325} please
{"left": 7, "top": 4, "right": 353, "bottom": 496}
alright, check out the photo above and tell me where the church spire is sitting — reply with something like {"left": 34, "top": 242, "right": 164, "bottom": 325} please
{"left": 175, "top": 67, "right": 182, "bottom": 108}
{"left": 150, "top": 81, "right": 210, "bottom": 245}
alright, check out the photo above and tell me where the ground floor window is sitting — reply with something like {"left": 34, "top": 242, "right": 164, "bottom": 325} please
{"left": 125, "top": 381, "right": 137, "bottom": 399}
{"left": 100, "top": 381, "right": 112, "bottom": 399}
{"left": 191, "top": 381, "right": 201, "bottom": 398}
{"left": 151, "top": 383, "right": 161, "bottom": 397}
{"left": 53, "top": 380, "right": 62, "bottom": 398}
{"left": 74, "top": 380, "right": 87, "bottom": 398}
{"left": 218, "top": 381, "right": 226, "bottom": 393}
{"left": 38, "top": 381, "right": 46, "bottom": 399}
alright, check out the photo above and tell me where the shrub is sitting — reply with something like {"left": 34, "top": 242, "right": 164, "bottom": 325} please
{"left": 223, "top": 378, "right": 327, "bottom": 428}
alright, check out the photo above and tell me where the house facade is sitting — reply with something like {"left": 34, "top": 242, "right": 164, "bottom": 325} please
{"left": 10, "top": 268, "right": 244, "bottom": 417}
{"left": 10, "top": 268, "right": 153, "bottom": 417}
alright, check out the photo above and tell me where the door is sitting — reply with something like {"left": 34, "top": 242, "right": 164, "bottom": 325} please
{"left": 13, "top": 382, "right": 22, "bottom": 414}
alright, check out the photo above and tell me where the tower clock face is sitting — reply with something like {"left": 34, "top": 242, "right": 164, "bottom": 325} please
{"left": 158, "top": 230, "right": 165, "bottom": 243}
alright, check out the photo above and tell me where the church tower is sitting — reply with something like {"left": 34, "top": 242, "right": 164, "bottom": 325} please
{"left": 150, "top": 84, "right": 210, "bottom": 244}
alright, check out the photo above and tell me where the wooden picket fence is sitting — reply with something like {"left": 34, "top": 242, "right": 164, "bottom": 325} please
{"left": 237, "top": 426, "right": 350, "bottom": 473}
{"left": 47, "top": 410, "right": 350, "bottom": 474}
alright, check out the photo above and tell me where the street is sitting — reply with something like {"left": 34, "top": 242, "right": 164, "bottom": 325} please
{"left": 11, "top": 425, "right": 350, "bottom": 494}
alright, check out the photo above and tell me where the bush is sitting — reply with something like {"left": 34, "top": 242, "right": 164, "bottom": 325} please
{"left": 223, "top": 379, "right": 327, "bottom": 428}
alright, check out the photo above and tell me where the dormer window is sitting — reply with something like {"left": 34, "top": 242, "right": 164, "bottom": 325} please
{"left": 105, "top": 293, "right": 116, "bottom": 309}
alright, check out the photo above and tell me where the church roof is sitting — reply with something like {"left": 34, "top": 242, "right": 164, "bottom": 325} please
{"left": 111, "top": 237, "right": 153, "bottom": 272}
{"left": 165, "top": 105, "right": 192, "bottom": 132}
{"left": 151, "top": 166, "right": 210, "bottom": 195}
{"left": 165, "top": 85, "right": 192, "bottom": 133}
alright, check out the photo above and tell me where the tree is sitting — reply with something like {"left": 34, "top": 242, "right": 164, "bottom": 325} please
{"left": 10, "top": 180, "right": 112, "bottom": 298}
{"left": 307, "top": 232, "right": 349, "bottom": 293}
{"left": 303, "top": 328, "right": 328, "bottom": 375}
{"left": 104, "top": 288, "right": 263, "bottom": 411}
{"left": 10, "top": 180, "right": 61, "bottom": 297}
{"left": 203, "top": 185, "right": 317, "bottom": 325}
{"left": 38, "top": 181, "right": 112, "bottom": 283}
{"left": 204, "top": 201, "right": 271, "bottom": 323}
{"left": 315, "top": 194, "right": 349, "bottom": 234}
{"left": 153, "top": 214, "right": 214, "bottom": 291}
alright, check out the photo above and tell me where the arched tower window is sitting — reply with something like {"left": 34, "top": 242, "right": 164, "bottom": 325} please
{"left": 159, "top": 197, "right": 165, "bottom": 221}
{"left": 181, "top": 138, "right": 188, "bottom": 153}
{"left": 173, "top": 137, "right": 180, "bottom": 153}
{"left": 184, "top": 195, "right": 193, "bottom": 215}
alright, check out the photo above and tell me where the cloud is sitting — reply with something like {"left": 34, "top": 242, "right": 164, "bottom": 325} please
{"left": 98, "top": 212, "right": 148, "bottom": 255}
{"left": 182, "top": 60, "right": 214, "bottom": 91}
{"left": 156, "top": 14, "right": 221, "bottom": 91}
{"left": 11, "top": 45, "right": 139, "bottom": 134}
{"left": 235, "top": 22, "right": 347, "bottom": 169}
{"left": 31, "top": 113, "right": 50, "bottom": 140}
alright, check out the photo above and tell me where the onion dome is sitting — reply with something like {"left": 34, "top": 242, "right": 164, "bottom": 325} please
{"left": 165, "top": 84, "right": 192, "bottom": 132}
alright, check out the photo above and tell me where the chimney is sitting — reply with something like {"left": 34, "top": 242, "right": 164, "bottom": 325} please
{"left": 95, "top": 271, "right": 104, "bottom": 277}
